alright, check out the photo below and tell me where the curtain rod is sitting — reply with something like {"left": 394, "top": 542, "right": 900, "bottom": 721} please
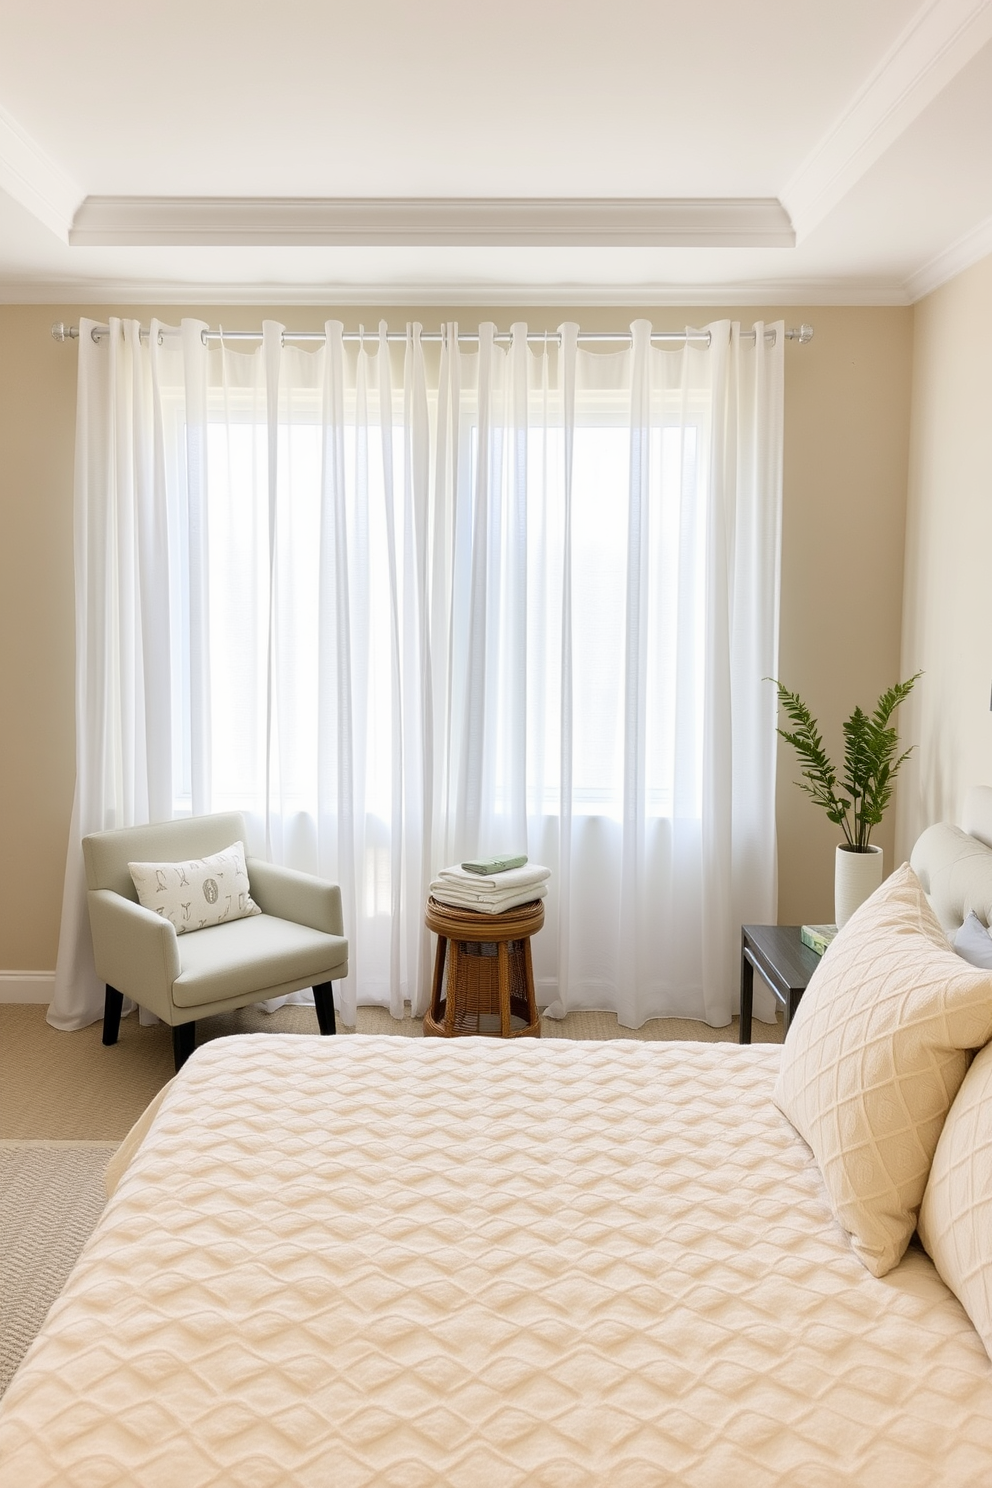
{"left": 52, "top": 320, "right": 814, "bottom": 348}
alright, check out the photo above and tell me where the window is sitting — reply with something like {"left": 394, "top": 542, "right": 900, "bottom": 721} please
{"left": 169, "top": 387, "right": 708, "bottom": 825}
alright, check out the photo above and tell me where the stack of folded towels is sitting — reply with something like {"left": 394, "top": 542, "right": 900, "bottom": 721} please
{"left": 430, "top": 860, "right": 551, "bottom": 914}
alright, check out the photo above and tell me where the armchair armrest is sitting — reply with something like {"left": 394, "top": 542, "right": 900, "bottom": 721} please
{"left": 87, "top": 889, "right": 182, "bottom": 1015}
{"left": 246, "top": 859, "right": 344, "bottom": 937}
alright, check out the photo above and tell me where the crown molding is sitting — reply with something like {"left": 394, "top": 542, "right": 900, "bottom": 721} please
{"left": 69, "top": 196, "right": 796, "bottom": 249}
{"left": 0, "top": 275, "right": 910, "bottom": 309}
{"left": 0, "top": 102, "right": 81, "bottom": 242}
{"left": 904, "top": 209, "right": 992, "bottom": 299}
{"left": 783, "top": 0, "right": 992, "bottom": 240}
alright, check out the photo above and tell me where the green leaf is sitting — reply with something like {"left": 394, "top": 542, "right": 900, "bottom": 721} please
{"left": 767, "top": 678, "right": 852, "bottom": 845}
{"left": 768, "top": 673, "right": 921, "bottom": 850}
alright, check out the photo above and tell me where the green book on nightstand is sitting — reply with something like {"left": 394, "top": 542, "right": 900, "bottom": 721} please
{"left": 801, "top": 923, "right": 838, "bottom": 956}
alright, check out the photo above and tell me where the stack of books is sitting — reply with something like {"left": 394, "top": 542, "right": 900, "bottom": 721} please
{"left": 801, "top": 923, "right": 838, "bottom": 957}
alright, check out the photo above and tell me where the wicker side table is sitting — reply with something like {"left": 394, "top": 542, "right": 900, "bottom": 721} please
{"left": 424, "top": 896, "right": 544, "bottom": 1038}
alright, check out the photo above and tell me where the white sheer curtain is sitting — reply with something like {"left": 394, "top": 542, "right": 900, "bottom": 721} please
{"left": 50, "top": 315, "right": 782, "bottom": 1032}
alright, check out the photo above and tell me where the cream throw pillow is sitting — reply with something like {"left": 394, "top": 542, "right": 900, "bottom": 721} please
{"left": 773, "top": 862, "right": 992, "bottom": 1277}
{"left": 128, "top": 841, "right": 261, "bottom": 935}
{"left": 919, "top": 1041, "right": 992, "bottom": 1361}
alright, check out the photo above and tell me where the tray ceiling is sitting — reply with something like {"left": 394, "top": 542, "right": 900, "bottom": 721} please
{"left": 1, "top": 0, "right": 991, "bottom": 304}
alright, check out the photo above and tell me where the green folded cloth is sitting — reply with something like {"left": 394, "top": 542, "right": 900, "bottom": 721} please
{"left": 461, "top": 854, "right": 528, "bottom": 875}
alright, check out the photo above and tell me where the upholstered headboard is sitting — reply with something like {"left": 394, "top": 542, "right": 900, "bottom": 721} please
{"left": 910, "top": 786, "right": 992, "bottom": 934}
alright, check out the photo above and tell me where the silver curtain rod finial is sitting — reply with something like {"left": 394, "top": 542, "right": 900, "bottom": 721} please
{"left": 789, "top": 323, "right": 814, "bottom": 344}
{"left": 51, "top": 321, "right": 78, "bottom": 342}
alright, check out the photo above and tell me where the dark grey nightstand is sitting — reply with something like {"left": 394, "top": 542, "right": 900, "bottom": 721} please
{"left": 739, "top": 925, "right": 822, "bottom": 1044}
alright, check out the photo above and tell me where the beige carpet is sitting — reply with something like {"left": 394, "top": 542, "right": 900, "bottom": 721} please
{"left": 0, "top": 1001, "right": 782, "bottom": 1142}
{"left": 0, "top": 1140, "right": 118, "bottom": 1396}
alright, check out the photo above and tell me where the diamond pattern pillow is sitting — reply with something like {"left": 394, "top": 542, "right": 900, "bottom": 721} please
{"left": 773, "top": 862, "right": 992, "bottom": 1277}
{"left": 919, "top": 1040, "right": 992, "bottom": 1360}
{"left": 128, "top": 840, "right": 261, "bottom": 935}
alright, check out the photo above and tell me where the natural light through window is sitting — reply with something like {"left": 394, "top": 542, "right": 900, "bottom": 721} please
{"left": 181, "top": 395, "right": 706, "bottom": 826}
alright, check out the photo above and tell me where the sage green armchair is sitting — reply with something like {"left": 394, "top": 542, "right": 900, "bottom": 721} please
{"left": 82, "top": 812, "right": 348, "bottom": 1071}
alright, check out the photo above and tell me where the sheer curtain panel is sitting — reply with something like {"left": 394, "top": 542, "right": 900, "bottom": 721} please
{"left": 50, "top": 316, "right": 783, "bottom": 1032}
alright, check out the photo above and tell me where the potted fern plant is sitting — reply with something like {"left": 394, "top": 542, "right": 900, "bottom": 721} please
{"left": 770, "top": 673, "right": 921, "bottom": 926}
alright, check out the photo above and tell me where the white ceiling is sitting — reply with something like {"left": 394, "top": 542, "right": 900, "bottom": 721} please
{"left": 1, "top": 0, "right": 992, "bottom": 304}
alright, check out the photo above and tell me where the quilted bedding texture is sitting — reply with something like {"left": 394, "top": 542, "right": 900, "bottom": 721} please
{"left": 1, "top": 1034, "right": 991, "bottom": 1487}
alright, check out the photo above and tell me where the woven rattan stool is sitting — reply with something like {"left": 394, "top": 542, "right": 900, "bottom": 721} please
{"left": 424, "top": 897, "right": 544, "bottom": 1038}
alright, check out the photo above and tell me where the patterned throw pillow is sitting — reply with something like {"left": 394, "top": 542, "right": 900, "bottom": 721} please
{"left": 773, "top": 862, "right": 992, "bottom": 1277}
{"left": 919, "top": 1040, "right": 992, "bottom": 1361}
{"left": 128, "top": 841, "right": 261, "bottom": 935}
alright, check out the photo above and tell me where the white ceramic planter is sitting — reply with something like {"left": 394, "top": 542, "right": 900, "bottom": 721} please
{"left": 835, "top": 843, "right": 884, "bottom": 928}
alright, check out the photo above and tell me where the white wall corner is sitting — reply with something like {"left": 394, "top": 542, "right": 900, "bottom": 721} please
{"left": 0, "top": 971, "right": 55, "bottom": 1004}
{"left": 783, "top": 0, "right": 992, "bottom": 240}
{"left": 0, "top": 101, "right": 82, "bottom": 243}
{"left": 904, "top": 210, "right": 992, "bottom": 299}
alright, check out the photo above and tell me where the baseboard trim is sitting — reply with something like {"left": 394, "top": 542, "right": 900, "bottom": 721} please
{"left": 0, "top": 972, "right": 55, "bottom": 1004}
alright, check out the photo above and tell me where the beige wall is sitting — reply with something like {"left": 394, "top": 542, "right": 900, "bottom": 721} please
{"left": 0, "top": 300, "right": 913, "bottom": 972}
{"left": 775, "top": 307, "right": 913, "bottom": 923}
{"left": 0, "top": 309, "right": 79, "bottom": 971}
{"left": 896, "top": 254, "right": 992, "bottom": 859}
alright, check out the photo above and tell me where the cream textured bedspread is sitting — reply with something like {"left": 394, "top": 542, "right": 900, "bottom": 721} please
{"left": 2, "top": 1034, "right": 991, "bottom": 1486}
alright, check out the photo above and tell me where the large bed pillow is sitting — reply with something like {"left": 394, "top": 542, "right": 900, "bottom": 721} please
{"left": 773, "top": 862, "right": 992, "bottom": 1277}
{"left": 918, "top": 1040, "right": 992, "bottom": 1361}
{"left": 128, "top": 841, "right": 261, "bottom": 935}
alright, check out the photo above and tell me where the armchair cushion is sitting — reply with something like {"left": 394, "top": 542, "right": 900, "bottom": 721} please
{"left": 128, "top": 840, "right": 261, "bottom": 935}
{"left": 171, "top": 914, "right": 348, "bottom": 1008}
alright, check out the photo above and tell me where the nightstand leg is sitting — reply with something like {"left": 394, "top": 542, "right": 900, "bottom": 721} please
{"left": 739, "top": 939, "right": 754, "bottom": 1045}
{"left": 785, "top": 987, "right": 803, "bottom": 1035}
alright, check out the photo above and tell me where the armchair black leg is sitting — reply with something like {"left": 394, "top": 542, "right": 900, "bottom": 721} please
{"left": 172, "top": 1020, "right": 196, "bottom": 1072}
{"left": 313, "top": 982, "right": 337, "bottom": 1036}
{"left": 103, "top": 986, "right": 124, "bottom": 1046}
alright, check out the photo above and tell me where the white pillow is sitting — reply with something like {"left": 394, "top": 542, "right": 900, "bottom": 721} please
{"left": 918, "top": 1041, "right": 992, "bottom": 1361}
{"left": 128, "top": 841, "right": 261, "bottom": 935}
{"left": 773, "top": 863, "right": 992, "bottom": 1277}
{"left": 953, "top": 911, "right": 992, "bottom": 970}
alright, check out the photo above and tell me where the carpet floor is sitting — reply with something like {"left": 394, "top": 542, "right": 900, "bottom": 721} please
{"left": 0, "top": 1141, "right": 117, "bottom": 1397}
{"left": 1, "top": 1001, "right": 782, "bottom": 1142}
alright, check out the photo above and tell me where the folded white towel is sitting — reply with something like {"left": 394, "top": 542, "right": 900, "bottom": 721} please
{"left": 429, "top": 883, "right": 547, "bottom": 914}
{"left": 430, "top": 874, "right": 546, "bottom": 899}
{"left": 435, "top": 863, "right": 551, "bottom": 893}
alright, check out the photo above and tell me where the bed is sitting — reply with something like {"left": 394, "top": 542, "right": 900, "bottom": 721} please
{"left": 3, "top": 807, "right": 992, "bottom": 1485}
